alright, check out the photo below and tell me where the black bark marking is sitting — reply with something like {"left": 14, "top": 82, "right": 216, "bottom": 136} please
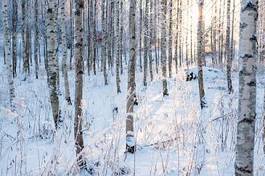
{"left": 241, "top": 54, "right": 253, "bottom": 59}
{"left": 250, "top": 35, "right": 257, "bottom": 42}
{"left": 242, "top": 2, "right": 257, "bottom": 12}
{"left": 247, "top": 81, "right": 256, "bottom": 87}
{"left": 240, "top": 22, "right": 247, "bottom": 29}
{"left": 47, "top": 8, "right": 52, "bottom": 13}
{"left": 239, "top": 117, "right": 254, "bottom": 124}
{"left": 235, "top": 165, "right": 252, "bottom": 174}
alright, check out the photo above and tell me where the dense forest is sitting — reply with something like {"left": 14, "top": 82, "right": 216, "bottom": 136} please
{"left": 0, "top": 0, "right": 263, "bottom": 175}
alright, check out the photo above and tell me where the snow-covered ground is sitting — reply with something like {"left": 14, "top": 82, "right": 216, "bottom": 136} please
{"left": 1, "top": 47, "right": 265, "bottom": 176}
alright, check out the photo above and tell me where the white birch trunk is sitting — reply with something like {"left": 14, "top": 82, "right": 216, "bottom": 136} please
{"left": 47, "top": 0, "right": 60, "bottom": 129}
{"left": 226, "top": 0, "right": 233, "bottom": 94}
{"left": 126, "top": 0, "right": 137, "bottom": 153}
{"left": 235, "top": 0, "right": 258, "bottom": 175}
{"left": 143, "top": 0, "right": 149, "bottom": 86}
{"left": 60, "top": 0, "right": 72, "bottom": 105}
{"left": 197, "top": 0, "right": 206, "bottom": 109}
{"left": 3, "top": 0, "right": 15, "bottom": 111}
{"left": 168, "top": 0, "right": 173, "bottom": 78}
{"left": 34, "top": 0, "right": 39, "bottom": 79}
{"left": 161, "top": 0, "right": 168, "bottom": 96}
{"left": 74, "top": 0, "right": 85, "bottom": 167}
{"left": 115, "top": 0, "right": 121, "bottom": 93}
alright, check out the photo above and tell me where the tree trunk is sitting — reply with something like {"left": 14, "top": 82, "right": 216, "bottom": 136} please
{"left": 154, "top": 0, "right": 159, "bottom": 74}
{"left": 120, "top": 1, "right": 124, "bottom": 75}
{"left": 161, "top": 0, "right": 168, "bottom": 96}
{"left": 60, "top": 0, "right": 72, "bottom": 105}
{"left": 139, "top": 0, "right": 143, "bottom": 72}
{"left": 12, "top": 0, "right": 18, "bottom": 78}
{"left": 235, "top": 1, "right": 257, "bottom": 175}
{"left": 3, "top": 0, "right": 15, "bottom": 111}
{"left": 115, "top": 0, "right": 121, "bottom": 93}
{"left": 197, "top": 0, "right": 206, "bottom": 109}
{"left": 22, "top": 0, "right": 30, "bottom": 78}
{"left": 126, "top": 0, "right": 137, "bottom": 154}
{"left": 174, "top": 0, "right": 180, "bottom": 74}
{"left": 47, "top": 0, "right": 60, "bottom": 129}
{"left": 148, "top": 0, "right": 153, "bottom": 81}
{"left": 74, "top": 0, "right": 85, "bottom": 167}
{"left": 178, "top": 0, "right": 183, "bottom": 67}
{"left": 168, "top": 0, "right": 173, "bottom": 78}
{"left": 190, "top": 0, "right": 194, "bottom": 64}
{"left": 225, "top": 0, "right": 233, "bottom": 94}
{"left": 34, "top": 0, "right": 39, "bottom": 79}
{"left": 211, "top": 0, "right": 217, "bottom": 65}
{"left": 102, "top": 0, "right": 108, "bottom": 85}
{"left": 143, "top": 0, "right": 149, "bottom": 86}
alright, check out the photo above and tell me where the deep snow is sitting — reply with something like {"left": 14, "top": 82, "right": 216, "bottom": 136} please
{"left": 1, "top": 43, "right": 265, "bottom": 175}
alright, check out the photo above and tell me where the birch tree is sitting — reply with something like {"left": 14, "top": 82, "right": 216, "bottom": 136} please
{"left": 174, "top": 0, "right": 180, "bottom": 73}
{"left": 119, "top": 1, "right": 124, "bottom": 75}
{"left": 211, "top": 0, "right": 217, "bottom": 65}
{"left": 115, "top": 0, "right": 121, "bottom": 93}
{"left": 12, "top": 0, "right": 18, "bottom": 78}
{"left": 143, "top": 0, "right": 149, "bottom": 86}
{"left": 161, "top": 0, "right": 169, "bottom": 96}
{"left": 197, "top": 0, "right": 206, "bottom": 108}
{"left": 178, "top": 0, "right": 183, "bottom": 67}
{"left": 102, "top": 0, "right": 108, "bottom": 85}
{"left": 139, "top": 0, "right": 143, "bottom": 72}
{"left": 225, "top": 0, "right": 233, "bottom": 94}
{"left": 126, "top": 0, "right": 137, "bottom": 153}
{"left": 34, "top": 0, "right": 39, "bottom": 79}
{"left": 235, "top": 0, "right": 258, "bottom": 175}
{"left": 148, "top": 0, "right": 153, "bottom": 81}
{"left": 168, "top": 0, "right": 173, "bottom": 78}
{"left": 74, "top": 0, "right": 85, "bottom": 167}
{"left": 3, "top": 0, "right": 15, "bottom": 111}
{"left": 60, "top": 0, "right": 72, "bottom": 105}
{"left": 46, "top": 0, "right": 60, "bottom": 129}
{"left": 22, "top": 0, "right": 30, "bottom": 78}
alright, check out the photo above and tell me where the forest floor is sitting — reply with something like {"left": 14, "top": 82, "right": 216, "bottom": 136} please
{"left": 1, "top": 53, "right": 265, "bottom": 175}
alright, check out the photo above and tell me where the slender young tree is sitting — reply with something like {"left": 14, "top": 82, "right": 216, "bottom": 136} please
{"left": 178, "top": 0, "right": 183, "bottom": 67}
{"left": 143, "top": 0, "right": 149, "bottom": 86}
{"left": 60, "top": 0, "right": 72, "bottom": 105}
{"left": 21, "top": 0, "right": 30, "bottom": 78}
{"left": 46, "top": 0, "right": 60, "bottom": 129}
{"left": 119, "top": 0, "right": 124, "bottom": 75}
{"left": 74, "top": 0, "right": 85, "bottom": 167}
{"left": 102, "top": 0, "right": 108, "bottom": 85}
{"left": 126, "top": 0, "right": 137, "bottom": 153}
{"left": 190, "top": 0, "right": 194, "bottom": 64}
{"left": 86, "top": 0, "right": 91, "bottom": 75}
{"left": 174, "top": 0, "right": 180, "bottom": 73}
{"left": 115, "top": 0, "right": 121, "bottom": 93}
{"left": 197, "top": 0, "right": 206, "bottom": 109}
{"left": 235, "top": 0, "right": 258, "bottom": 175}
{"left": 92, "top": 0, "right": 97, "bottom": 75}
{"left": 34, "top": 0, "right": 39, "bottom": 79}
{"left": 139, "top": 0, "right": 143, "bottom": 72}
{"left": 3, "top": 0, "right": 15, "bottom": 111}
{"left": 168, "top": 0, "right": 173, "bottom": 78}
{"left": 12, "top": 0, "right": 18, "bottom": 78}
{"left": 230, "top": 0, "right": 236, "bottom": 71}
{"left": 154, "top": 0, "right": 159, "bottom": 74}
{"left": 148, "top": 0, "right": 154, "bottom": 81}
{"left": 211, "top": 0, "right": 217, "bottom": 65}
{"left": 226, "top": 0, "right": 233, "bottom": 94}
{"left": 218, "top": 0, "right": 224, "bottom": 64}
{"left": 161, "top": 0, "right": 169, "bottom": 96}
